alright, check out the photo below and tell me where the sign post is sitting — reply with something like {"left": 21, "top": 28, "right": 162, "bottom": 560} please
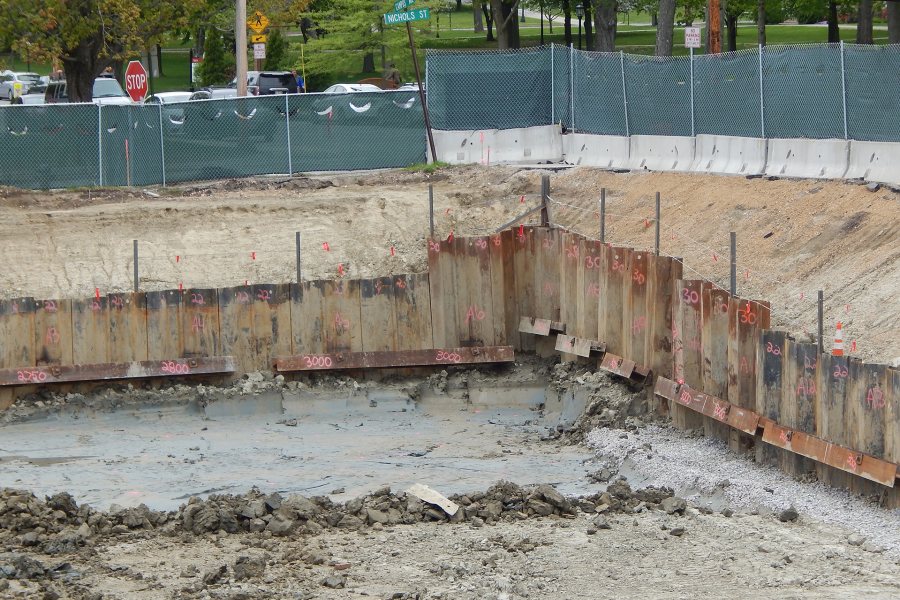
{"left": 124, "top": 60, "right": 149, "bottom": 103}
{"left": 247, "top": 10, "right": 269, "bottom": 71}
{"left": 383, "top": 1, "right": 437, "bottom": 163}
{"left": 684, "top": 27, "right": 700, "bottom": 138}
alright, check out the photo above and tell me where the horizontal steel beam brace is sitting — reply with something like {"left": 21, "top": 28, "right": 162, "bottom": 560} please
{"left": 518, "top": 316, "right": 566, "bottom": 336}
{"left": 0, "top": 356, "right": 235, "bottom": 386}
{"left": 275, "top": 346, "right": 515, "bottom": 372}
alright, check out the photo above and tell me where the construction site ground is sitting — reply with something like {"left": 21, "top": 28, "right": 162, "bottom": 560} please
{"left": 1, "top": 167, "right": 899, "bottom": 599}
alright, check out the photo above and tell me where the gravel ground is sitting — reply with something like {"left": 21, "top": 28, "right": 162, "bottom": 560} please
{"left": 586, "top": 424, "right": 900, "bottom": 558}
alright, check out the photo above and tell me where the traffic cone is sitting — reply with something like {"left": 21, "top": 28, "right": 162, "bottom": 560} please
{"left": 833, "top": 321, "right": 844, "bottom": 356}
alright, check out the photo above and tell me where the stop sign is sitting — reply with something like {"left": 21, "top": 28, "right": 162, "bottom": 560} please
{"left": 124, "top": 60, "right": 148, "bottom": 102}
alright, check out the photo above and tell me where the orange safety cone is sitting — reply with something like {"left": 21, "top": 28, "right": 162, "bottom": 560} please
{"left": 833, "top": 321, "right": 844, "bottom": 356}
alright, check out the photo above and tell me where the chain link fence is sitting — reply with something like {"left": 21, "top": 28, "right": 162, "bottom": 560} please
{"left": 2, "top": 44, "right": 900, "bottom": 189}
{"left": 0, "top": 91, "right": 426, "bottom": 189}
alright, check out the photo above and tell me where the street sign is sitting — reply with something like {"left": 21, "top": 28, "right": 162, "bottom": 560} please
{"left": 393, "top": 0, "right": 415, "bottom": 11}
{"left": 124, "top": 60, "right": 148, "bottom": 102}
{"left": 251, "top": 34, "right": 267, "bottom": 44}
{"left": 383, "top": 7, "right": 430, "bottom": 25}
{"left": 191, "top": 56, "right": 202, "bottom": 83}
{"left": 685, "top": 27, "right": 701, "bottom": 49}
{"left": 248, "top": 10, "right": 269, "bottom": 33}
{"left": 253, "top": 44, "right": 266, "bottom": 60}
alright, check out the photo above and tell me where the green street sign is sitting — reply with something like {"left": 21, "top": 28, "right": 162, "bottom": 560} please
{"left": 383, "top": 7, "right": 430, "bottom": 25}
{"left": 393, "top": 0, "right": 415, "bottom": 12}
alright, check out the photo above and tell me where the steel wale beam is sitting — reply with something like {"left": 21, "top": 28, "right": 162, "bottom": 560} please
{"left": 275, "top": 346, "right": 514, "bottom": 371}
{"left": 0, "top": 356, "right": 235, "bottom": 386}
{"left": 654, "top": 376, "right": 899, "bottom": 488}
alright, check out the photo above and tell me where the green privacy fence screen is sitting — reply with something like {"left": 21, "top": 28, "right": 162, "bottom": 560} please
{"left": 426, "top": 42, "right": 900, "bottom": 142}
{"left": 2, "top": 43, "right": 900, "bottom": 189}
{"left": 0, "top": 91, "right": 426, "bottom": 189}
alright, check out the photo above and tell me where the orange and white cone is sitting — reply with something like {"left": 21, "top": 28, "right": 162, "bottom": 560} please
{"left": 833, "top": 321, "right": 844, "bottom": 356}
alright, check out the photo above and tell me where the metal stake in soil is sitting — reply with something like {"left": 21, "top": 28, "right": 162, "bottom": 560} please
{"left": 655, "top": 192, "right": 661, "bottom": 256}
{"left": 429, "top": 184, "right": 434, "bottom": 237}
{"left": 133, "top": 240, "right": 139, "bottom": 292}
{"left": 818, "top": 290, "right": 824, "bottom": 354}
{"left": 295, "top": 232, "right": 302, "bottom": 283}
{"left": 600, "top": 188, "right": 606, "bottom": 243}
{"left": 730, "top": 231, "right": 737, "bottom": 297}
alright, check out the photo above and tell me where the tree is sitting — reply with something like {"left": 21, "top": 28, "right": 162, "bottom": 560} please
{"left": 199, "top": 26, "right": 234, "bottom": 86}
{"left": 491, "top": 0, "right": 522, "bottom": 48}
{"left": 655, "top": 0, "right": 675, "bottom": 55}
{"left": 890, "top": 1, "right": 900, "bottom": 43}
{"left": 0, "top": 0, "right": 185, "bottom": 102}
{"left": 758, "top": 0, "right": 766, "bottom": 46}
{"left": 474, "top": 0, "right": 485, "bottom": 32}
{"left": 724, "top": 0, "right": 755, "bottom": 51}
{"left": 483, "top": 3, "right": 496, "bottom": 40}
{"left": 594, "top": 0, "right": 617, "bottom": 51}
{"left": 264, "top": 28, "right": 288, "bottom": 70}
{"left": 856, "top": 0, "right": 874, "bottom": 43}
{"left": 584, "top": 0, "right": 595, "bottom": 50}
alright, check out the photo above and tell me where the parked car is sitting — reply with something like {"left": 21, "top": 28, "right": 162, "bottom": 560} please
{"left": 0, "top": 72, "right": 41, "bottom": 100}
{"left": 322, "top": 83, "right": 383, "bottom": 94}
{"left": 189, "top": 87, "right": 237, "bottom": 101}
{"left": 144, "top": 91, "right": 192, "bottom": 105}
{"left": 10, "top": 83, "right": 47, "bottom": 105}
{"left": 229, "top": 71, "right": 298, "bottom": 96}
{"left": 44, "top": 77, "right": 132, "bottom": 105}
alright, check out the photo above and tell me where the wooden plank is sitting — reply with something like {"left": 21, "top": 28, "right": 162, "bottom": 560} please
{"left": 427, "top": 236, "right": 456, "bottom": 348}
{"left": 756, "top": 329, "right": 788, "bottom": 466}
{"left": 599, "top": 246, "right": 631, "bottom": 357}
{"left": 72, "top": 295, "right": 109, "bottom": 364}
{"left": 181, "top": 288, "right": 220, "bottom": 358}
{"left": 488, "top": 231, "right": 514, "bottom": 346}
{"left": 672, "top": 280, "right": 704, "bottom": 430}
{"left": 512, "top": 226, "right": 536, "bottom": 351}
{"left": 779, "top": 340, "right": 819, "bottom": 477}
{"left": 321, "top": 279, "right": 363, "bottom": 353}
{"left": 816, "top": 353, "right": 853, "bottom": 491}
{"left": 107, "top": 292, "right": 148, "bottom": 363}
{"left": 532, "top": 227, "right": 561, "bottom": 322}
{"left": 0, "top": 298, "right": 36, "bottom": 409}
{"left": 276, "top": 346, "right": 515, "bottom": 371}
{"left": 34, "top": 298, "right": 73, "bottom": 366}
{"left": 218, "top": 285, "right": 255, "bottom": 374}
{"left": 558, "top": 231, "right": 582, "bottom": 361}
{"left": 361, "top": 277, "right": 398, "bottom": 352}
{"left": 146, "top": 290, "right": 183, "bottom": 361}
{"left": 647, "top": 256, "right": 682, "bottom": 410}
{"left": 252, "top": 283, "right": 293, "bottom": 371}
{"left": 727, "top": 297, "right": 770, "bottom": 453}
{"left": 393, "top": 273, "right": 433, "bottom": 351}
{"left": 0, "top": 356, "right": 235, "bottom": 386}
{"left": 577, "top": 238, "right": 603, "bottom": 344}
{"left": 292, "top": 281, "right": 324, "bottom": 355}
{"left": 624, "top": 249, "right": 650, "bottom": 367}
{"left": 457, "top": 235, "right": 495, "bottom": 347}
{"left": 848, "top": 361, "right": 889, "bottom": 495}
{"left": 701, "top": 283, "right": 731, "bottom": 442}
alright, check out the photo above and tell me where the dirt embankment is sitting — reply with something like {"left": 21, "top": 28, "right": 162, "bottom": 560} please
{"left": 0, "top": 166, "right": 897, "bottom": 361}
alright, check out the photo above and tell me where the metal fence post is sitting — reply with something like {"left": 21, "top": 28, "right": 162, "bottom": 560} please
{"left": 730, "top": 232, "right": 737, "bottom": 296}
{"left": 428, "top": 183, "right": 434, "bottom": 237}
{"left": 817, "top": 290, "right": 824, "bottom": 354}
{"left": 655, "top": 192, "right": 661, "bottom": 256}
{"left": 620, "top": 51, "right": 630, "bottom": 137}
{"left": 158, "top": 104, "right": 166, "bottom": 186}
{"left": 97, "top": 104, "right": 103, "bottom": 186}
{"left": 569, "top": 44, "right": 575, "bottom": 132}
{"left": 285, "top": 94, "right": 293, "bottom": 175}
{"left": 296, "top": 232, "right": 302, "bottom": 283}
{"left": 689, "top": 48, "right": 695, "bottom": 137}
{"left": 550, "top": 42, "right": 555, "bottom": 125}
{"left": 840, "top": 41, "right": 848, "bottom": 140}
{"left": 758, "top": 44, "right": 765, "bottom": 138}
{"left": 133, "top": 240, "right": 139, "bottom": 292}
{"left": 600, "top": 189, "right": 606, "bottom": 243}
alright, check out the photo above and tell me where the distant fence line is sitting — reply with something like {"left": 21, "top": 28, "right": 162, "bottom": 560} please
{"left": 1, "top": 43, "right": 900, "bottom": 189}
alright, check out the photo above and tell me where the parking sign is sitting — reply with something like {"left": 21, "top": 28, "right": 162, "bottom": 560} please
{"left": 685, "top": 27, "right": 701, "bottom": 49}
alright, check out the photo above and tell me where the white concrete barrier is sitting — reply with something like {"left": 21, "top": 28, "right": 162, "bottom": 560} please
{"left": 764, "top": 138, "right": 849, "bottom": 179}
{"left": 561, "top": 133, "right": 630, "bottom": 169}
{"left": 690, "top": 135, "right": 767, "bottom": 176}
{"left": 431, "top": 126, "right": 562, "bottom": 165}
{"left": 626, "top": 135, "right": 695, "bottom": 172}
{"left": 845, "top": 140, "right": 900, "bottom": 186}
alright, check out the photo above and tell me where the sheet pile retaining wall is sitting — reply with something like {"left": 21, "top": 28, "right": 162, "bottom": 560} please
{"left": 1, "top": 227, "right": 896, "bottom": 504}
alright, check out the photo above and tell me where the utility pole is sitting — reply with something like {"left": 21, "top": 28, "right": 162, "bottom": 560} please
{"left": 708, "top": 0, "right": 722, "bottom": 53}
{"left": 236, "top": 0, "right": 248, "bottom": 97}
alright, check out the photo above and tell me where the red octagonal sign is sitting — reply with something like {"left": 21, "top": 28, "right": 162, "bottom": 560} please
{"left": 124, "top": 60, "right": 148, "bottom": 102}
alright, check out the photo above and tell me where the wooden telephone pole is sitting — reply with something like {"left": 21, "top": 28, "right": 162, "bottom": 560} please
{"left": 708, "top": 0, "right": 722, "bottom": 54}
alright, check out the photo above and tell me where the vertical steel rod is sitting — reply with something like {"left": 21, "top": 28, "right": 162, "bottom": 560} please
{"left": 817, "top": 290, "right": 825, "bottom": 354}
{"left": 97, "top": 104, "right": 103, "bottom": 186}
{"left": 620, "top": 51, "right": 629, "bottom": 137}
{"left": 569, "top": 44, "right": 575, "bottom": 132}
{"left": 550, "top": 42, "right": 555, "bottom": 125}
{"left": 840, "top": 40, "right": 848, "bottom": 140}
{"left": 689, "top": 48, "right": 695, "bottom": 137}
{"left": 758, "top": 44, "right": 765, "bottom": 138}
{"left": 428, "top": 184, "right": 434, "bottom": 237}
{"left": 600, "top": 188, "right": 606, "bottom": 243}
{"left": 540, "top": 175, "right": 551, "bottom": 226}
{"left": 296, "top": 232, "right": 302, "bottom": 283}
{"left": 158, "top": 104, "right": 166, "bottom": 186}
{"left": 730, "top": 231, "right": 737, "bottom": 297}
{"left": 133, "top": 240, "right": 139, "bottom": 292}
{"left": 406, "top": 22, "right": 437, "bottom": 163}
{"left": 285, "top": 94, "right": 293, "bottom": 175}
{"left": 655, "top": 192, "right": 661, "bottom": 256}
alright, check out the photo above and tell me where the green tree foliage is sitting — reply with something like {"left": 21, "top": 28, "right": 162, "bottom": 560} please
{"left": 0, "top": 0, "right": 185, "bottom": 101}
{"left": 199, "top": 26, "right": 235, "bottom": 86}
{"left": 264, "top": 28, "right": 289, "bottom": 69}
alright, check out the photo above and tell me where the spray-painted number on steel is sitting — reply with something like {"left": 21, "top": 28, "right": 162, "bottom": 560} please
{"left": 435, "top": 351, "right": 462, "bottom": 363}
{"left": 681, "top": 288, "right": 700, "bottom": 304}
{"left": 161, "top": 361, "right": 190, "bottom": 374}
{"left": 303, "top": 355, "right": 333, "bottom": 368}
{"left": 17, "top": 370, "right": 47, "bottom": 382}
